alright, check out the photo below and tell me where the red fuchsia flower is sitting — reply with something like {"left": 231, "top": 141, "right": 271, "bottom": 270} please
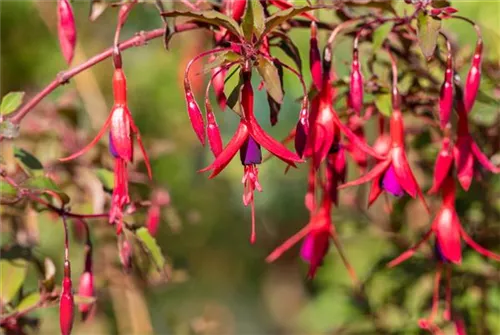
{"left": 339, "top": 53, "right": 429, "bottom": 212}
{"left": 57, "top": 0, "right": 76, "bottom": 65}
{"left": 463, "top": 39, "right": 483, "bottom": 113}
{"left": 389, "top": 175, "right": 500, "bottom": 332}
{"left": 60, "top": 260, "right": 74, "bottom": 335}
{"left": 428, "top": 127, "right": 454, "bottom": 195}
{"left": 453, "top": 87, "right": 500, "bottom": 191}
{"left": 348, "top": 49, "right": 364, "bottom": 116}
{"left": 303, "top": 47, "right": 383, "bottom": 170}
{"left": 266, "top": 191, "right": 357, "bottom": 281}
{"left": 60, "top": 67, "right": 152, "bottom": 234}
{"left": 439, "top": 41, "right": 454, "bottom": 129}
{"left": 388, "top": 175, "right": 500, "bottom": 268}
{"left": 224, "top": 0, "right": 247, "bottom": 22}
{"left": 309, "top": 22, "right": 322, "bottom": 91}
{"left": 201, "top": 69, "right": 301, "bottom": 242}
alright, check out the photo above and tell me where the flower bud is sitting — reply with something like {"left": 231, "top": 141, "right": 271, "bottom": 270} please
{"left": 146, "top": 205, "right": 161, "bottom": 236}
{"left": 349, "top": 49, "right": 364, "bottom": 115}
{"left": 119, "top": 239, "right": 132, "bottom": 272}
{"left": 77, "top": 271, "right": 95, "bottom": 320}
{"left": 309, "top": 22, "right": 322, "bottom": 91}
{"left": 206, "top": 102, "right": 223, "bottom": 158}
{"left": 439, "top": 52, "right": 454, "bottom": 128}
{"left": 184, "top": 85, "right": 206, "bottom": 145}
{"left": 57, "top": 0, "right": 77, "bottom": 65}
{"left": 464, "top": 39, "right": 483, "bottom": 113}
{"left": 294, "top": 106, "right": 309, "bottom": 158}
{"left": 60, "top": 261, "right": 74, "bottom": 335}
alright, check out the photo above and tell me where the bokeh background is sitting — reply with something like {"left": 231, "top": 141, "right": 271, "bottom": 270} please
{"left": 1, "top": 1, "right": 500, "bottom": 334}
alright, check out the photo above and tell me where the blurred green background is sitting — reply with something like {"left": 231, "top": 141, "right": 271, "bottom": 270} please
{"left": 1, "top": 1, "right": 499, "bottom": 334}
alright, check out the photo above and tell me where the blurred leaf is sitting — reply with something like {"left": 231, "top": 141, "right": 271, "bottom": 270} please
{"left": 0, "top": 259, "right": 28, "bottom": 304}
{"left": 344, "top": 0, "right": 396, "bottom": 14}
{"left": 432, "top": 0, "right": 451, "bottom": 8}
{"left": 162, "top": 10, "right": 243, "bottom": 37}
{"left": 375, "top": 93, "right": 392, "bottom": 116}
{"left": 89, "top": 0, "right": 108, "bottom": 21}
{"left": 372, "top": 22, "right": 393, "bottom": 52}
{"left": 14, "top": 147, "right": 43, "bottom": 171}
{"left": 135, "top": 227, "right": 165, "bottom": 271}
{"left": 0, "top": 92, "right": 24, "bottom": 116}
{"left": 417, "top": 12, "right": 441, "bottom": 60}
{"left": 23, "top": 176, "right": 70, "bottom": 205}
{"left": 278, "top": 38, "right": 303, "bottom": 74}
{"left": 470, "top": 102, "right": 499, "bottom": 126}
{"left": 41, "top": 258, "right": 56, "bottom": 292}
{"left": 95, "top": 168, "right": 114, "bottom": 191}
{"left": 16, "top": 292, "right": 40, "bottom": 314}
{"left": 256, "top": 56, "right": 283, "bottom": 104}
{"left": 263, "top": 6, "right": 316, "bottom": 36}
{"left": 202, "top": 51, "right": 240, "bottom": 74}
{"left": 74, "top": 295, "right": 97, "bottom": 305}
{"left": 0, "top": 181, "right": 17, "bottom": 197}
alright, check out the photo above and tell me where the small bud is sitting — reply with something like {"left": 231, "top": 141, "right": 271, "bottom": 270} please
{"left": 464, "top": 39, "right": 483, "bottom": 113}
{"left": 146, "top": 205, "right": 161, "bottom": 236}
{"left": 60, "top": 261, "right": 74, "bottom": 335}
{"left": 119, "top": 239, "right": 132, "bottom": 272}
{"left": 77, "top": 271, "right": 95, "bottom": 320}
{"left": 309, "top": 22, "right": 322, "bottom": 91}
{"left": 439, "top": 52, "right": 454, "bottom": 128}
{"left": 349, "top": 49, "right": 364, "bottom": 115}
{"left": 57, "top": 0, "right": 77, "bottom": 65}
{"left": 206, "top": 101, "right": 223, "bottom": 158}
{"left": 294, "top": 107, "right": 309, "bottom": 158}
{"left": 184, "top": 85, "right": 206, "bottom": 145}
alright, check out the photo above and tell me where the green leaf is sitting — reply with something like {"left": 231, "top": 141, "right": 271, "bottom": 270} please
{"left": 16, "top": 292, "right": 41, "bottom": 313}
{"left": 0, "top": 259, "right": 28, "bottom": 304}
{"left": 95, "top": 168, "right": 114, "bottom": 191}
{"left": 226, "top": 75, "right": 244, "bottom": 117}
{"left": 135, "top": 227, "right": 165, "bottom": 271}
{"left": 256, "top": 56, "right": 284, "bottom": 104}
{"left": 417, "top": 12, "right": 441, "bottom": 60}
{"left": 161, "top": 10, "right": 243, "bottom": 37}
{"left": 23, "top": 176, "right": 70, "bottom": 205}
{"left": 262, "top": 5, "right": 317, "bottom": 37}
{"left": 241, "top": 0, "right": 254, "bottom": 40}
{"left": 375, "top": 93, "right": 392, "bottom": 117}
{"left": 278, "top": 38, "right": 302, "bottom": 74}
{"left": 14, "top": 147, "right": 43, "bottom": 171}
{"left": 201, "top": 51, "right": 240, "bottom": 74}
{"left": 74, "top": 295, "right": 97, "bottom": 305}
{"left": 252, "top": 0, "right": 265, "bottom": 38}
{"left": 0, "top": 92, "right": 24, "bottom": 116}
{"left": 0, "top": 181, "right": 17, "bottom": 197}
{"left": 372, "top": 22, "right": 393, "bottom": 52}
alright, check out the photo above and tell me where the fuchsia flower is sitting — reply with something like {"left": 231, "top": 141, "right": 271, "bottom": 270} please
{"left": 464, "top": 39, "right": 483, "bottom": 113}
{"left": 439, "top": 43, "right": 454, "bottom": 129}
{"left": 77, "top": 248, "right": 95, "bottom": 320}
{"left": 339, "top": 54, "right": 429, "bottom": 212}
{"left": 60, "top": 67, "right": 152, "bottom": 234}
{"left": 201, "top": 70, "right": 302, "bottom": 242}
{"left": 60, "top": 260, "right": 74, "bottom": 335}
{"left": 388, "top": 174, "right": 500, "bottom": 330}
{"left": 266, "top": 191, "right": 357, "bottom": 281}
{"left": 57, "top": 0, "right": 76, "bottom": 65}
{"left": 348, "top": 49, "right": 364, "bottom": 116}
{"left": 309, "top": 22, "right": 322, "bottom": 91}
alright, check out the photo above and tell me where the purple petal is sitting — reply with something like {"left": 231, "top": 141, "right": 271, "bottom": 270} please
{"left": 294, "top": 121, "right": 308, "bottom": 158}
{"left": 109, "top": 132, "right": 119, "bottom": 158}
{"left": 381, "top": 165, "right": 405, "bottom": 197}
{"left": 300, "top": 233, "right": 314, "bottom": 263}
{"left": 240, "top": 136, "right": 262, "bottom": 165}
{"left": 434, "top": 239, "right": 450, "bottom": 263}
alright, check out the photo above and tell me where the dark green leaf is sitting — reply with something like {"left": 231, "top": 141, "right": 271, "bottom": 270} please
{"left": 226, "top": 76, "right": 244, "bottom": 117}
{"left": 16, "top": 292, "right": 41, "bottom": 313}
{"left": 135, "top": 227, "right": 165, "bottom": 271}
{"left": 201, "top": 51, "right": 240, "bottom": 74}
{"left": 95, "top": 168, "right": 114, "bottom": 191}
{"left": 23, "top": 176, "right": 70, "bottom": 205}
{"left": 262, "top": 6, "right": 317, "bottom": 37}
{"left": 278, "top": 38, "right": 303, "bottom": 74}
{"left": 417, "top": 12, "right": 441, "bottom": 60}
{"left": 375, "top": 93, "right": 392, "bottom": 117}
{"left": 0, "top": 92, "right": 24, "bottom": 116}
{"left": 0, "top": 259, "right": 28, "bottom": 304}
{"left": 14, "top": 147, "right": 43, "bottom": 171}
{"left": 256, "top": 56, "right": 283, "bottom": 104}
{"left": 476, "top": 90, "right": 500, "bottom": 106}
{"left": 161, "top": 10, "right": 243, "bottom": 37}
{"left": 372, "top": 22, "right": 393, "bottom": 52}
{"left": 431, "top": 0, "right": 451, "bottom": 8}
{"left": 344, "top": 0, "right": 397, "bottom": 14}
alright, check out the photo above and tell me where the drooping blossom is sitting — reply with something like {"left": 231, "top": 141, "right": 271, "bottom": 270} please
{"left": 60, "top": 260, "right": 74, "bottom": 335}
{"left": 57, "top": 0, "right": 77, "bottom": 65}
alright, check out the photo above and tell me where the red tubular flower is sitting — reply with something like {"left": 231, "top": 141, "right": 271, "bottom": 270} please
{"left": 439, "top": 46, "right": 454, "bottom": 129}
{"left": 201, "top": 70, "right": 301, "bottom": 242}
{"left": 57, "top": 0, "right": 76, "bottom": 65}
{"left": 453, "top": 87, "right": 499, "bottom": 191}
{"left": 77, "top": 261, "right": 95, "bottom": 320}
{"left": 428, "top": 128, "right": 454, "bottom": 194}
{"left": 309, "top": 22, "right": 322, "bottom": 91}
{"left": 348, "top": 49, "right": 364, "bottom": 116}
{"left": 266, "top": 192, "right": 357, "bottom": 281}
{"left": 388, "top": 175, "right": 500, "bottom": 268}
{"left": 464, "top": 39, "right": 483, "bottom": 113}
{"left": 60, "top": 260, "right": 74, "bottom": 335}
{"left": 224, "top": 0, "right": 247, "bottom": 22}
{"left": 60, "top": 68, "right": 152, "bottom": 234}
{"left": 340, "top": 52, "right": 428, "bottom": 212}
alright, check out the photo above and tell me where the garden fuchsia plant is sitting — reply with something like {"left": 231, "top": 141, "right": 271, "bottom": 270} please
{"left": 1, "top": 1, "right": 499, "bottom": 334}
